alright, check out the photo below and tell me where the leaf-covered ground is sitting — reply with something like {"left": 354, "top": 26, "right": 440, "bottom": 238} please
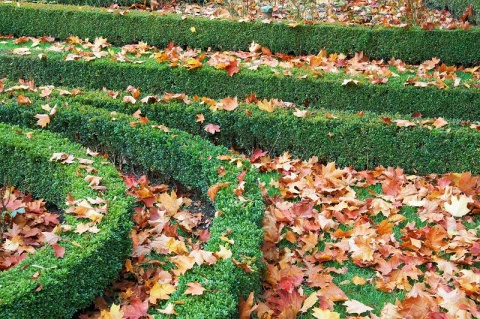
{"left": 73, "top": 153, "right": 479, "bottom": 318}
{"left": 101, "top": 0, "right": 474, "bottom": 30}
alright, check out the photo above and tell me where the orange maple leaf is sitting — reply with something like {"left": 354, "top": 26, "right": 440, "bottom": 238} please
{"left": 184, "top": 282, "right": 206, "bottom": 295}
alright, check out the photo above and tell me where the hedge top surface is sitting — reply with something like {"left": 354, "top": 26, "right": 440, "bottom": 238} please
{"left": 0, "top": 2, "right": 480, "bottom": 64}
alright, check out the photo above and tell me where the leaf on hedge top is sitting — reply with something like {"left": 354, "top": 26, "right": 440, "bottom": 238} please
{"left": 158, "top": 303, "right": 177, "bottom": 315}
{"left": 196, "top": 113, "right": 205, "bottom": 123}
{"left": 214, "top": 244, "right": 232, "bottom": 259}
{"left": 207, "top": 182, "right": 230, "bottom": 201}
{"left": 123, "top": 95, "right": 136, "bottom": 104}
{"left": 184, "top": 282, "right": 205, "bottom": 295}
{"left": 34, "top": 114, "right": 50, "bottom": 128}
{"left": 12, "top": 47, "right": 31, "bottom": 55}
{"left": 394, "top": 119, "right": 416, "bottom": 127}
{"left": 341, "top": 79, "right": 360, "bottom": 86}
{"left": 257, "top": 99, "right": 274, "bottom": 112}
{"left": 226, "top": 59, "right": 240, "bottom": 77}
{"left": 444, "top": 194, "right": 473, "bottom": 217}
{"left": 204, "top": 123, "right": 220, "bottom": 134}
{"left": 17, "top": 95, "right": 32, "bottom": 105}
{"left": 149, "top": 282, "right": 176, "bottom": 304}
{"left": 219, "top": 96, "right": 238, "bottom": 111}
{"left": 343, "top": 299, "right": 374, "bottom": 314}
{"left": 52, "top": 244, "right": 65, "bottom": 258}
{"left": 433, "top": 117, "right": 448, "bottom": 128}
{"left": 293, "top": 108, "right": 308, "bottom": 118}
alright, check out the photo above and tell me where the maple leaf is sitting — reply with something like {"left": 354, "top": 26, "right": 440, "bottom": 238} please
{"left": 214, "top": 244, "right": 232, "bottom": 259}
{"left": 343, "top": 299, "right": 374, "bottom": 314}
{"left": 433, "top": 117, "right": 448, "bottom": 128}
{"left": 17, "top": 95, "right": 32, "bottom": 105}
{"left": 312, "top": 308, "right": 340, "bottom": 319}
{"left": 149, "top": 282, "right": 176, "bottom": 304}
{"left": 100, "top": 303, "right": 124, "bottom": 319}
{"left": 342, "top": 79, "right": 360, "bottom": 86}
{"left": 196, "top": 113, "right": 205, "bottom": 123}
{"left": 249, "top": 41, "right": 262, "bottom": 53}
{"left": 219, "top": 96, "right": 238, "bottom": 111}
{"left": 158, "top": 303, "right": 177, "bottom": 315}
{"left": 300, "top": 291, "right": 319, "bottom": 313}
{"left": 122, "top": 297, "right": 149, "bottom": 319}
{"left": 395, "top": 119, "right": 416, "bottom": 127}
{"left": 207, "top": 182, "right": 230, "bottom": 201}
{"left": 226, "top": 59, "right": 240, "bottom": 77}
{"left": 204, "top": 123, "right": 220, "bottom": 134}
{"left": 444, "top": 194, "right": 472, "bottom": 217}
{"left": 352, "top": 276, "right": 366, "bottom": 285}
{"left": 184, "top": 282, "right": 206, "bottom": 295}
{"left": 52, "top": 244, "right": 65, "bottom": 258}
{"left": 239, "top": 292, "right": 258, "bottom": 319}
{"left": 35, "top": 114, "right": 50, "bottom": 128}
{"left": 257, "top": 99, "right": 274, "bottom": 113}
{"left": 158, "top": 191, "right": 182, "bottom": 215}
{"left": 123, "top": 95, "right": 136, "bottom": 104}
{"left": 293, "top": 108, "right": 307, "bottom": 118}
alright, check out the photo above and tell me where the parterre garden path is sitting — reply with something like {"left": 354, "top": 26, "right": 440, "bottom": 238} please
{"left": 0, "top": 0, "right": 479, "bottom": 318}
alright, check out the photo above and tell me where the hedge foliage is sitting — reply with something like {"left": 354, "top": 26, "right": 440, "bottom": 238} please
{"left": 0, "top": 122, "right": 133, "bottom": 318}
{"left": 0, "top": 49, "right": 480, "bottom": 122}
{"left": 2, "top": 86, "right": 479, "bottom": 175}
{"left": 57, "top": 88, "right": 480, "bottom": 175}
{"left": 0, "top": 96, "right": 265, "bottom": 318}
{"left": 0, "top": 2, "right": 480, "bottom": 64}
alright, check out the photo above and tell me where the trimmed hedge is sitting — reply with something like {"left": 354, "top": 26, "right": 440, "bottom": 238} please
{"left": 0, "top": 2, "right": 480, "bottom": 64}
{"left": 48, "top": 88, "right": 480, "bottom": 175}
{"left": 0, "top": 123, "right": 133, "bottom": 318}
{"left": 1, "top": 48, "right": 480, "bottom": 121}
{"left": 0, "top": 97, "right": 265, "bottom": 318}
{"left": 2, "top": 86, "right": 479, "bottom": 175}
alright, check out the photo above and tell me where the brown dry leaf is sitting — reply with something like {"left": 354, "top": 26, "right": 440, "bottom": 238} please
{"left": 184, "top": 282, "right": 206, "bottom": 296}
{"left": 293, "top": 108, "right": 308, "bottom": 118}
{"left": 352, "top": 276, "right": 366, "bottom": 285}
{"left": 395, "top": 119, "right": 416, "bottom": 127}
{"left": 433, "top": 117, "right": 448, "bottom": 128}
{"left": 219, "top": 96, "right": 238, "bottom": 111}
{"left": 300, "top": 291, "right": 319, "bottom": 312}
{"left": 35, "top": 114, "right": 50, "bottom": 128}
{"left": 239, "top": 292, "right": 258, "bottom": 319}
{"left": 257, "top": 99, "right": 274, "bottom": 113}
{"left": 207, "top": 182, "right": 230, "bottom": 201}
{"left": 17, "top": 95, "right": 32, "bottom": 105}
{"left": 196, "top": 113, "right": 205, "bottom": 123}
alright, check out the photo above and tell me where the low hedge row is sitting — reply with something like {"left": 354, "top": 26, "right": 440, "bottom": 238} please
{"left": 2, "top": 85, "right": 479, "bottom": 175}
{"left": 1, "top": 48, "right": 480, "bottom": 121}
{"left": 46, "top": 87, "right": 480, "bottom": 175}
{"left": 0, "top": 2, "right": 480, "bottom": 64}
{"left": 0, "top": 122, "right": 133, "bottom": 318}
{"left": 0, "top": 96, "right": 265, "bottom": 318}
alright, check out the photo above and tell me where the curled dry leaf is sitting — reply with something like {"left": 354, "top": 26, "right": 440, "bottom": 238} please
{"left": 35, "top": 114, "right": 50, "bottom": 128}
{"left": 207, "top": 182, "right": 230, "bottom": 201}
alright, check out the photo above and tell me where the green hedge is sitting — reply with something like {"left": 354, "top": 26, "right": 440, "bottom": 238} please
{"left": 45, "top": 88, "right": 480, "bottom": 175}
{"left": 1, "top": 48, "right": 480, "bottom": 121}
{"left": 0, "top": 123, "right": 133, "bottom": 318}
{"left": 0, "top": 97, "right": 265, "bottom": 318}
{"left": 0, "top": 2, "right": 480, "bottom": 64}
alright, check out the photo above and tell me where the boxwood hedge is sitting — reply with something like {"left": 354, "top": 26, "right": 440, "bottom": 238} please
{"left": 0, "top": 122, "right": 134, "bottom": 318}
{"left": 0, "top": 96, "right": 265, "bottom": 318}
{"left": 0, "top": 2, "right": 479, "bottom": 64}
{"left": 0, "top": 48, "right": 479, "bottom": 121}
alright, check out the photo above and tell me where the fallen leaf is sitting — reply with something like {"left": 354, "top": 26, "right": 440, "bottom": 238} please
{"left": 343, "top": 299, "right": 374, "bottom": 314}
{"left": 207, "top": 182, "right": 230, "bottom": 201}
{"left": 52, "top": 244, "right": 65, "bottom": 258}
{"left": 219, "top": 96, "right": 238, "bottom": 111}
{"left": 184, "top": 282, "right": 205, "bottom": 296}
{"left": 239, "top": 292, "right": 258, "bottom": 319}
{"left": 433, "top": 117, "right": 448, "bottom": 128}
{"left": 204, "top": 123, "right": 220, "bottom": 134}
{"left": 17, "top": 95, "right": 32, "bottom": 105}
{"left": 35, "top": 114, "right": 50, "bottom": 128}
{"left": 444, "top": 194, "right": 472, "bottom": 217}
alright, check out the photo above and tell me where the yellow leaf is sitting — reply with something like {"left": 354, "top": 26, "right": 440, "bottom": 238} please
{"left": 190, "top": 27, "right": 196, "bottom": 33}
{"left": 100, "top": 303, "right": 124, "bottom": 319}
{"left": 149, "top": 282, "right": 176, "bottom": 304}
{"left": 300, "top": 291, "right": 319, "bottom": 312}
{"left": 214, "top": 245, "right": 232, "bottom": 259}
{"left": 257, "top": 99, "right": 274, "bottom": 113}
{"left": 207, "top": 182, "right": 230, "bottom": 201}
{"left": 312, "top": 308, "right": 340, "bottom": 319}
{"left": 352, "top": 276, "right": 366, "bottom": 285}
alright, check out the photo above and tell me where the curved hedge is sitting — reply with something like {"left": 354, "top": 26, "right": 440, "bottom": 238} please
{"left": 0, "top": 97, "right": 265, "bottom": 318}
{"left": 0, "top": 122, "right": 133, "bottom": 318}
{"left": 0, "top": 49, "right": 480, "bottom": 121}
{"left": 0, "top": 2, "right": 479, "bottom": 64}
